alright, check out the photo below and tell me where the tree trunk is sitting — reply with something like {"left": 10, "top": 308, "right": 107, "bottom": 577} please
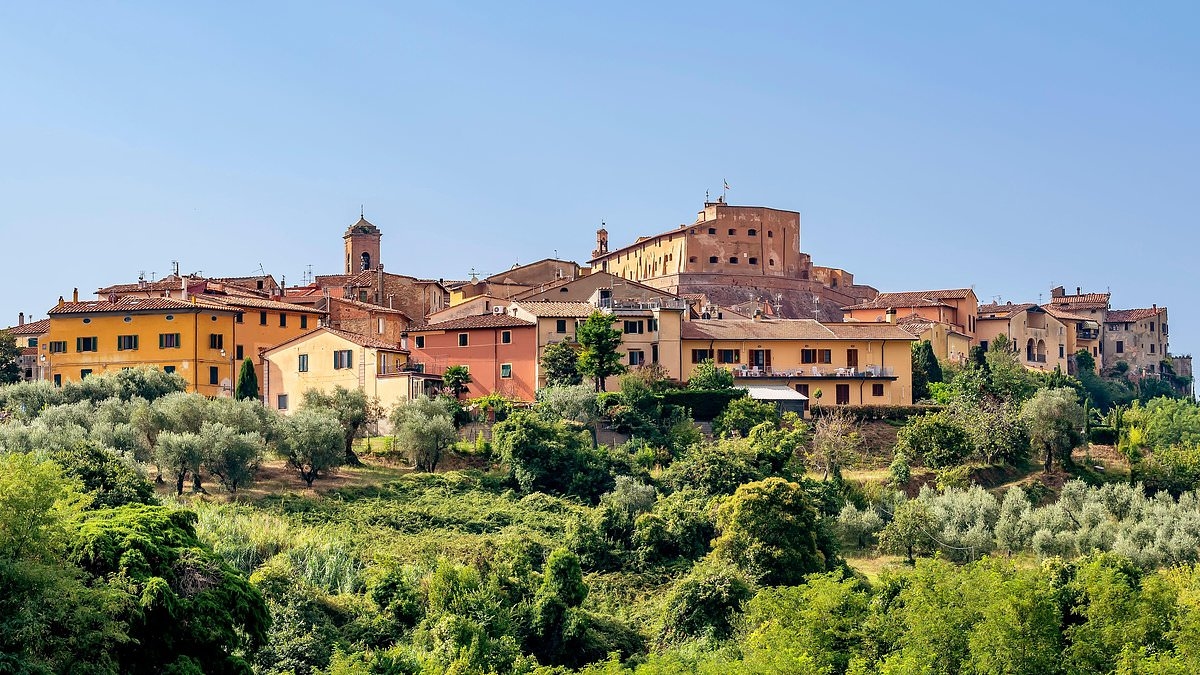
{"left": 191, "top": 472, "right": 206, "bottom": 494}
{"left": 1044, "top": 445, "right": 1053, "bottom": 473}
{"left": 175, "top": 472, "right": 186, "bottom": 496}
{"left": 344, "top": 435, "right": 363, "bottom": 467}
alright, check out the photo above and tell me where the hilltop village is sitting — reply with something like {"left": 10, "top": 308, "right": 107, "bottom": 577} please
{"left": 5, "top": 200, "right": 1191, "bottom": 411}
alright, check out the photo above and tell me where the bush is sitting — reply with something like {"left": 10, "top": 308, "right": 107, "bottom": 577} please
{"left": 657, "top": 389, "right": 746, "bottom": 421}
{"left": 810, "top": 403, "right": 944, "bottom": 421}
{"left": 897, "top": 412, "right": 973, "bottom": 469}
{"left": 493, "top": 411, "right": 614, "bottom": 501}
{"left": 1089, "top": 426, "right": 1119, "bottom": 445}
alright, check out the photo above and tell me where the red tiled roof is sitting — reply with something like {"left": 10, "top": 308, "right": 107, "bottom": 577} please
{"left": 1041, "top": 305, "right": 1095, "bottom": 323}
{"left": 844, "top": 288, "right": 973, "bottom": 311}
{"left": 198, "top": 295, "right": 325, "bottom": 314}
{"left": 978, "top": 302, "right": 1038, "bottom": 319}
{"left": 263, "top": 326, "right": 402, "bottom": 354}
{"left": 326, "top": 296, "right": 410, "bottom": 316}
{"left": 410, "top": 314, "right": 535, "bottom": 331}
{"left": 1106, "top": 307, "right": 1164, "bottom": 323}
{"left": 1048, "top": 293, "right": 1110, "bottom": 310}
{"left": 4, "top": 318, "right": 50, "bottom": 335}
{"left": 48, "top": 297, "right": 238, "bottom": 315}
{"left": 682, "top": 319, "right": 913, "bottom": 341}
{"left": 96, "top": 275, "right": 192, "bottom": 295}
{"left": 512, "top": 301, "right": 596, "bottom": 317}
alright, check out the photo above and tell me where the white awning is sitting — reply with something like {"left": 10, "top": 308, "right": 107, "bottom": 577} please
{"left": 743, "top": 384, "right": 809, "bottom": 401}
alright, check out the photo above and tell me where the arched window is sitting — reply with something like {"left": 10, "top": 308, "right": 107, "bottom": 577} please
{"left": 748, "top": 229, "right": 757, "bottom": 236}
{"left": 361, "top": 252, "right": 371, "bottom": 270}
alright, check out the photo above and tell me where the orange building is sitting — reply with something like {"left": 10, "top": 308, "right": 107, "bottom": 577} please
{"left": 45, "top": 295, "right": 239, "bottom": 395}
{"left": 4, "top": 315, "right": 50, "bottom": 381}
{"left": 406, "top": 314, "right": 539, "bottom": 400}
{"left": 843, "top": 288, "right": 978, "bottom": 340}
{"left": 195, "top": 295, "right": 325, "bottom": 376}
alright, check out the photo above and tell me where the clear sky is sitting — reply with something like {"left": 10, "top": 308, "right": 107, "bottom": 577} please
{"left": 2, "top": 3, "right": 1197, "bottom": 356}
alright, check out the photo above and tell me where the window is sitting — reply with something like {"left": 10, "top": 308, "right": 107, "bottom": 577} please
{"left": 53, "top": 374, "right": 61, "bottom": 386}
{"left": 728, "top": 228, "right": 736, "bottom": 235}
{"left": 767, "top": 230, "right": 773, "bottom": 238}
{"left": 749, "top": 349, "right": 771, "bottom": 368}
{"left": 836, "top": 383, "right": 851, "bottom": 405}
{"left": 279, "top": 313, "right": 287, "bottom": 328}
{"left": 708, "top": 227, "right": 716, "bottom": 234}
{"left": 652, "top": 344, "right": 659, "bottom": 363}
{"left": 501, "top": 363, "right": 513, "bottom": 378}
{"left": 298, "top": 354, "right": 309, "bottom": 372}
{"left": 691, "top": 349, "right": 713, "bottom": 363}
{"left": 300, "top": 315, "right": 308, "bottom": 329}
{"left": 1150, "top": 322, "right": 1155, "bottom": 332}
{"left": 795, "top": 383, "right": 809, "bottom": 396}
{"left": 333, "top": 350, "right": 353, "bottom": 369}
{"left": 165, "top": 314, "right": 174, "bottom": 321}
{"left": 1116, "top": 341, "right": 1124, "bottom": 354}
{"left": 259, "top": 311, "right": 268, "bottom": 325}
{"left": 164, "top": 366, "right": 175, "bottom": 374}
{"left": 689, "top": 256, "right": 697, "bottom": 263}
{"left": 624, "top": 320, "right": 644, "bottom": 334}
{"left": 117, "top": 335, "right": 138, "bottom": 351}
{"left": 628, "top": 350, "right": 645, "bottom": 366}
{"left": 159, "top": 333, "right": 181, "bottom": 349}
{"left": 1059, "top": 345, "right": 1065, "bottom": 358}
{"left": 872, "top": 383, "right": 884, "bottom": 397}
{"left": 76, "top": 336, "right": 98, "bottom": 352}
{"left": 556, "top": 319, "right": 567, "bottom": 334}
{"left": 236, "top": 345, "right": 244, "bottom": 360}
{"left": 209, "top": 333, "right": 224, "bottom": 350}
{"left": 49, "top": 341, "right": 67, "bottom": 353}
{"left": 501, "top": 330, "right": 512, "bottom": 344}
{"left": 980, "top": 340, "right": 989, "bottom": 352}
{"left": 26, "top": 337, "right": 37, "bottom": 348}
{"left": 277, "top": 394, "right": 289, "bottom": 410}
{"left": 415, "top": 336, "right": 425, "bottom": 349}
{"left": 748, "top": 257, "right": 758, "bottom": 265}
{"left": 80, "top": 369, "right": 92, "bottom": 379}
{"left": 717, "top": 349, "right": 740, "bottom": 364}
{"left": 1151, "top": 343, "right": 1156, "bottom": 354}
{"left": 648, "top": 317, "right": 658, "bottom": 331}
{"left": 709, "top": 256, "right": 718, "bottom": 263}
{"left": 209, "top": 367, "right": 219, "bottom": 385}
{"left": 801, "top": 348, "right": 817, "bottom": 364}
{"left": 729, "top": 257, "right": 739, "bottom": 264}
{"left": 748, "top": 229, "right": 757, "bottom": 236}
{"left": 458, "top": 333, "right": 469, "bottom": 347}
{"left": 236, "top": 312, "right": 244, "bottom": 324}
{"left": 819, "top": 349, "right": 832, "bottom": 364}
{"left": 847, "top": 349, "right": 858, "bottom": 367}
{"left": 358, "top": 290, "right": 368, "bottom": 302}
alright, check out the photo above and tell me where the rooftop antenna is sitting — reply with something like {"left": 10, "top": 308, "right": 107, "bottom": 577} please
{"left": 150, "top": 271, "right": 157, "bottom": 282}
{"left": 171, "top": 260, "right": 180, "bottom": 277}
{"left": 138, "top": 270, "right": 145, "bottom": 281}
{"left": 303, "top": 264, "right": 314, "bottom": 285}
{"left": 705, "top": 189, "right": 710, "bottom": 203}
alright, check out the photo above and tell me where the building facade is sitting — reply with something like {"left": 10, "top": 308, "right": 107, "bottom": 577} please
{"left": 1103, "top": 306, "right": 1169, "bottom": 375}
{"left": 407, "top": 314, "right": 540, "bottom": 400}
{"left": 976, "top": 303, "right": 1070, "bottom": 373}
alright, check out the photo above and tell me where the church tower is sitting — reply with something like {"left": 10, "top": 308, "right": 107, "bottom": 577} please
{"left": 344, "top": 215, "right": 382, "bottom": 273}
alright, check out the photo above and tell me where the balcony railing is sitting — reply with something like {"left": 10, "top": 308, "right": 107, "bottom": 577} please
{"left": 1078, "top": 329, "right": 1100, "bottom": 340}
{"left": 732, "top": 365, "right": 896, "bottom": 379}
{"left": 380, "top": 361, "right": 445, "bottom": 377}
{"left": 597, "top": 298, "right": 689, "bottom": 311}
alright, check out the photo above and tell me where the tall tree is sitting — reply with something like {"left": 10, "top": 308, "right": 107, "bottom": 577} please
{"left": 235, "top": 358, "right": 259, "bottom": 401}
{"left": 911, "top": 340, "right": 942, "bottom": 402}
{"left": 540, "top": 341, "right": 582, "bottom": 387}
{"left": 276, "top": 408, "right": 345, "bottom": 487}
{"left": 576, "top": 311, "right": 626, "bottom": 391}
{"left": 712, "top": 477, "right": 834, "bottom": 585}
{"left": 442, "top": 365, "right": 472, "bottom": 399}
{"left": 0, "top": 329, "right": 22, "bottom": 384}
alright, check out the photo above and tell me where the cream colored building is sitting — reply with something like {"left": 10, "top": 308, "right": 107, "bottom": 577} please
{"left": 262, "top": 327, "right": 439, "bottom": 416}
{"left": 976, "top": 303, "right": 1070, "bottom": 373}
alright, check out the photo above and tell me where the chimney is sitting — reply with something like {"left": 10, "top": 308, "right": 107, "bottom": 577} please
{"left": 1077, "top": 287, "right": 1082, "bottom": 295}
{"left": 885, "top": 308, "right": 896, "bottom": 324}
{"left": 72, "top": 288, "right": 79, "bottom": 303}
{"left": 17, "top": 312, "right": 24, "bottom": 327}
{"left": 753, "top": 309, "right": 763, "bottom": 322}
{"left": 400, "top": 331, "right": 409, "bottom": 351}
{"left": 1051, "top": 286, "right": 1065, "bottom": 299}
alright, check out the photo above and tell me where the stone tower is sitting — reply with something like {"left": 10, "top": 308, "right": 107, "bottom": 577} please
{"left": 344, "top": 216, "right": 382, "bottom": 273}
{"left": 592, "top": 227, "right": 609, "bottom": 259}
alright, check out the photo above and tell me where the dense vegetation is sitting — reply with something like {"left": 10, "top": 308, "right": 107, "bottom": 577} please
{"left": 2, "top": 345, "right": 1200, "bottom": 674}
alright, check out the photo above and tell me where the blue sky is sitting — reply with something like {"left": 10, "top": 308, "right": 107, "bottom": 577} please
{"left": 2, "top": 2, "right": 1197, "bottom": 356}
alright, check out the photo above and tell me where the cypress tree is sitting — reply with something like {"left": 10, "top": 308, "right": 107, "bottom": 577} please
{"left": 235, "top": 357, "right": 259, "bottom": 401}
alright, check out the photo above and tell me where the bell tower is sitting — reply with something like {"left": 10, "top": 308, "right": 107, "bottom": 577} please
{"left": 344, "top": 213, "right": 382, "bottom": 273}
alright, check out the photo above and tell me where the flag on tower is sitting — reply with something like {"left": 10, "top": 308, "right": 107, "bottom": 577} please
{"left": 723, "top": 179, "right": 730, "bottom": 191}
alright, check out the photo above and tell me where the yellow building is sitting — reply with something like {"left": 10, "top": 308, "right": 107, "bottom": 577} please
{"left": 3, "top": 316, "right": 50, "bottom": 381}
{"left": 261, "top": 327, "right": 439, "bottom": 415}
{"left": 893, "top": 313, "right": 972, "bottom": 365}
{"left": 976, "top": 303, "right": 1070, "bottom": 373}
{"left": 1042, "top": 305, "right": 1101, "bottom": 373}
{"left": 681, "top": 319, "right": 915, "bottom": 406}
{"left": 45, "top": 296, "right": 239, "bottom": 395}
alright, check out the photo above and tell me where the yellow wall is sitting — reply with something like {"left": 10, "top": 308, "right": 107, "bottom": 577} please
{"left": 977, "top": 310, "right": 1070, "bottom": 373}
{"left": 680, "top": 337, "right": 913, "bottom": 405}
{"left": 263, "top": 330, "right": 421, "bottom": 415}
{"left": 47, "top": 308, "right": 237, "bottom": 396}
{"left": 229, "top": 305, "right": 321, "bottom": 368}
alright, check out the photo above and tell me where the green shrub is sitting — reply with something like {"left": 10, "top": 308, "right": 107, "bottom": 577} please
{"left": 658, "top": 389, "right": 746, "bottom": 421}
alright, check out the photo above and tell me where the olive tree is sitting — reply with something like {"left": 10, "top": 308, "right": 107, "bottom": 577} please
{"left": 391, "top": 395, "right": 457, "bottom": 472}
{"left": 276, "top": 409, "right": 345, "bottom": 487}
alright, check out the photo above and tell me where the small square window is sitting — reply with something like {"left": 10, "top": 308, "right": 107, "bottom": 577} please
{"left": 708, "top": 227, "right": 716, "bottom": 234}
{"left": 709, "top": 256, "right": 718, "bottom": 263}
{"left": 277, "top": 394, "right": 289, "bottom": 410}
{"left": 628, "top": 350, "right": 645, "bottom": 366}
{"left": 729, "top": 257, "right": 738, "bottom": 264}
{"left": 501, "top": 330, "right": 512, "bottom": 344}
{"left": 500, "top": 363, "right": 512, "bottom": 378}
{"left": 748, "top": 257, "right": 758, "bottom": 265}
{"left": 728, "top": 228, "right": 736, "bottom": 235}
{"left": 458, "top": 333, "right": 469, "bottom": 347}
{"left": 80, "top": 369, "right": 92, "bottom": 379}
{"left": 164, "top": 366, "right": 175, "bottom": 374}
{"left": 748, "top": 229, "right": 757, "bottom": 236}
{"left": 556, "top": 320, "right": 567, "bottom": 334}
{"left": 415, "top": 335, "right": 425, "bottom": 349}
{"left": 872, "top": 383, "right": 884, "bottom": 397}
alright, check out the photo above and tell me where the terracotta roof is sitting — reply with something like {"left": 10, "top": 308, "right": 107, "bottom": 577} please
{"left": 1106, "top": 307, "right": 1165, "bottom": 323}
{"left": 978, "top": 302, "right": 1038, "bottom": 319}
{"left": 512, "top": 301, "right": 597, "bottom": 317}
{"left": 409, "top": 314, "right": 536, "bottom": 331}
{"left": 4, "top": 318, "right": 50, "bottom": 335}
{"left": 1048, "top": 293, "right": 1110, "bottom": 310}
{"left": 197, "top": 295, "right": 325, "bottom": 314}
{"left": 682, "top": 319, "right": 913, "bottom": 342}
{"left": 1041, "top": 305, "right": 1095, "bottom": 323}
{"left": 97, "top": 275, "right": 192, "bottom": 295}
{"left": 314, "top": 274, "right": 355, "bottom": 287}
{"left": 844, "top": 288, "right": 973, "bottom": 311}
{"left": 48, "top": 297, "right": 237, "bottom": 315}
{"left": 264, "top": 326, "right": 401, "bottom": 354}
{"left": 20, "top": 346, "right": 37, "bottom": 356}
{"left": 894, "top": 313, "right": 934, "bottom": 338}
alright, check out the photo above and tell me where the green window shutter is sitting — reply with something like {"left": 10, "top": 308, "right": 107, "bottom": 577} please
{"left": 347, "top": 351, "right": 353, "bottom": 369}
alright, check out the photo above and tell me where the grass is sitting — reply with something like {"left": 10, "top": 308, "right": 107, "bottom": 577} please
{"left": 844, "top": 553, "right": 906, "bottom": 583}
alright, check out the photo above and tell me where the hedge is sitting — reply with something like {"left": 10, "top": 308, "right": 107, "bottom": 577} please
{"left": 1088, "top": 426, "right": 1119, "bottom": 445}
{"left": 809, "top": 404, "right": 944, "bottom": 422}
{"left": 657, "top": 389, "right": 747, "bottom": 421}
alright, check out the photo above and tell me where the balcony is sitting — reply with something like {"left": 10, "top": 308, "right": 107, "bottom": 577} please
{"left": 733, "top": 365, "right": 896, "bottom": 379}
{"left": 380, "top": 361, "right": 445, "bottom": 377}
{"left": 1078, "top": 328, "right": 1100, "bottom": 340}
{"left": 597, "top": 298, "right": 689, "bottom": 311}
